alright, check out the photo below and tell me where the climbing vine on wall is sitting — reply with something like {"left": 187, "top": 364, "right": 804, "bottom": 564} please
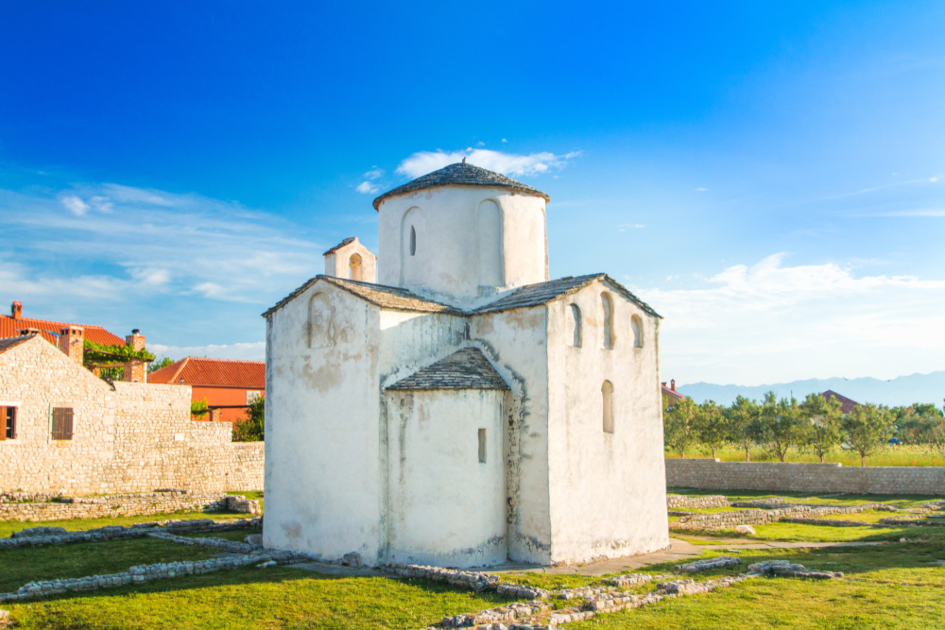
{"left": 82, "top": 339, "right": 155, "bottom": 370}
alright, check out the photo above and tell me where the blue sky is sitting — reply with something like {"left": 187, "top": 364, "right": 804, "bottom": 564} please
{"left": 1, "top": 1, "right": 943, "bottom": 385}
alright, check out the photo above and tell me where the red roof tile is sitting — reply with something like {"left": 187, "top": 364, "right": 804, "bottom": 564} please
{"left": 822, "top": 390, "right": 860, "bottom": 414}
{"left": 149, "top": 357, "right": 265, "bottom": 389}
{"left": 0, "top": 315, "right": 125, "bottom": 347}
{"left": 661, "top": 384, "right": 686, "bottom": 401}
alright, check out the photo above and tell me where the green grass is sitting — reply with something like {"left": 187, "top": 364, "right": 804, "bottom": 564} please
{"left": 0, "top": 510, "right": 252, "bottom": 539}
{"left": 4, "top": 568, "right": 515, "bottom": 630}
{"left": 668, "top": 443, "right": 945, "bottom": 467}
{"left": 0, "top": 538, "right": 222, "bottom": 593}
{"left": 186, "top": 527, "right": 257, "bottom": 542}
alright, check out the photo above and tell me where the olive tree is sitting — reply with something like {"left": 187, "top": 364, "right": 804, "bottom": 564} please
{"left": 842, "top": 403, "right": 892, "bottom": 466}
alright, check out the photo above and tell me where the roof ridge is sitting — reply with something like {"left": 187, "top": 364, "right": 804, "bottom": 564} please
{"left": 186, "top": 356, "right": 265, "bottom": 364}
{"left": 0, "top": 314, "right": 111, "bottom": 330}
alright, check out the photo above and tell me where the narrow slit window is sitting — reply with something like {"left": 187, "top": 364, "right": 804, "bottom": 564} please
{"left": 478, "top": 428, "right": 486, "bottom": 463}
{"left": 601, "top": 293, "right": 614, "bottom": 349}
{"left": 569, "top": 304, "right": 582, "bottom": 347}
{"left": 631, "top": 315, "right": 643, "bottom": 348}
{"left": 52, "top": 407, "right": 74, "bottom": 440}
{"left": 409, "top": 226, "right": 417, "bottom": 256}
{"left": 0, "top": 406, "right": 17, "bottom": 440}
{"left": 602, "top": 381, "right": 614, "bottom": 433}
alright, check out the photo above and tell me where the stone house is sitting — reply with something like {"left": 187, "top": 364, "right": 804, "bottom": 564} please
{"left": 0, "top": 334, "right": 262, "bottom": 494}
{"left": 263, "top": 162, "right": 669, "bottom": 568}
{"left": 149, "top": 357, "right": 266, "bottom": 423}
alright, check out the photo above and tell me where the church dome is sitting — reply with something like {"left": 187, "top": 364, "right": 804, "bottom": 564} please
{"left": 372, "top": 162, "right": 550, "bottom": 210}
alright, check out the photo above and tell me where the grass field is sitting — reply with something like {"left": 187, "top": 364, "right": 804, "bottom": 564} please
{"left": 4, "top": 490, "right": 945, "bottom": 628}
{"left": 668, "top": 443, "right": 945, "bottom": 467}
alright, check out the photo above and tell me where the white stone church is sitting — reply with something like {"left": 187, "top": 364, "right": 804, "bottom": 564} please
{"left": 263, "top": 163, "right": 669, "bottom": 568}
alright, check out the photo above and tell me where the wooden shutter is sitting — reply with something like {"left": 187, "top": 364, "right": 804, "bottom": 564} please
{"left": 0, "top": 406, "right": 6, "bottom": 441}
{"left": 7, "top": 407, "right": 14, "bottom": 440}
{"left": 52, "top": 408, "right": 73, "bottom": 440}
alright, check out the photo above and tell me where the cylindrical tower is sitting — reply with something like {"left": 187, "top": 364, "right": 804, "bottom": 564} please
{"left": 374, "top": 163, "right": 550, "bottom": 307}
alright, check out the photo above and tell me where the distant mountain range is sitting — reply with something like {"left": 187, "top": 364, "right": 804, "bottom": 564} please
{"left": 676, "top": 370, "right": 945, "bottom": 408}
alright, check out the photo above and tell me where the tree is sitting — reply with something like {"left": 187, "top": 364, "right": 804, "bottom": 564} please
{"left": 756, "top": 392, "right": 808, "bottom": 462}
{"left": 191, "top": 398, "right": 210, "bottom": 420}
{"left": 799, "top": 393, "right": 843, "bottom": 463}
{"left": 694, "top": 399, "right": 727, "bottom": 458}
{"left": 664, "top": 396, "right": 698, "bottom": 458}
{"left": 842, "top": 403, "right": 892, "bottom": 466}
{"left": 726, "top": 395, "right": 761, "bottom": 462}
{"left": 233, "top": 396, "right": 264, "bottom": 442}
{"left": 149, "top": 356, "right": 175, "bottom": 373}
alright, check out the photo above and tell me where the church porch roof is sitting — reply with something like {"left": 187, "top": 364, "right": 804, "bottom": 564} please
{"left": 386, "top": 347, "right": 509, "bottom": 391}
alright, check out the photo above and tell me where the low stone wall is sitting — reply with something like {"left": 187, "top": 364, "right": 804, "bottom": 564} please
{"left": 0, "top": 492, "right": 259, "bottom": 523}
{"left": 666, "top": 458, "right": 945, "bottom": 496}
{"left": 666, "top": 494, "right": 729, "bottom": 509}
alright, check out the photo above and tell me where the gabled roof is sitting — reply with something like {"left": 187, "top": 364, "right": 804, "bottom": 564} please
{"left": 472, "top": 273, "right": 662, "bottom": 318}
{"left": 0, "top": 334, "right": 35, "bottom": 356}
{"left": 0, "top": 315, "right": 125, "bottom": 346}
{"left": 387, "top": 347, "right": 509, "bottom": 391}
{"left": 149, "top": 357, "right": 265, "bottom": 389}
{"left": 322, "top": 237, "right": 357, "bottom": 256}
{"left": 372, "top": 162, "right": 550, "bottom": 210}
{"left": 263, "top": 275, "right": 462, "bottom": 318}
{"left": 822, "top": 390, "right": 860, "bottom": 414}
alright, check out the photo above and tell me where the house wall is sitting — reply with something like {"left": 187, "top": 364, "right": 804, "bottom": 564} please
{"left": 264, "top": 281, "right": 385, "bottom": 563}
{"left": 470, "top": 308, "right": 552, "bottom": 565}
{"left": 324, "top": 239, "right": 377, "bottom": 283}
{"left": 377, "top": 187, "right": 548, "bottom": 307}
{"left": 191, "top": 385, "right": 259, "bottom": 423}
{"left": 0, "top": 337, "right": 263, "bottom": 495}
{"left": 385, "top": 389, "right": 507, "bottom": 568}
{"left": 545, "top": 280, "right": 669, "bottom": 564}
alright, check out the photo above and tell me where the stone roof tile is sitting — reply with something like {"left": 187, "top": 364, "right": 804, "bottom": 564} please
{"left": 386, "top": 347, "right": 509, "bottom": 391}
{"left": 322, "top": 237, "right": 357, "bottom": 256}
{"left": 263, "top": 276, "right": 462, "bottom": 318}
{"left": 0, "top": 334, "right": 35, "bottom": 355}
{"left": 472, "top": 274, "right": 662, "bottom": 318}
{"left": 372, "top": 162, "right": 550, "bottom": 210}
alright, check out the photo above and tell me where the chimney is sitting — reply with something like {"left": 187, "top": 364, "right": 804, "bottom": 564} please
{"left": 671, "top": 379, "right": 676, "bottom": 392}
{"left": 123, "top": 329, "right": 147, "bottom": 383}
{"left": 11, "top": 301, "right": 22, "bottom": 320}
{"left": 59, "top": 326, "right": 85, "bottom": 365}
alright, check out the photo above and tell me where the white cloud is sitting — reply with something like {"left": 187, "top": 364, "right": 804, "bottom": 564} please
{"left": 356, "top": 181, "right": 379, "bottom": 194}
{"left": 396, "top": 148, "right": 581, "bottom": 179}
{"left": 60, "top": 195, "right": 90, "bottom": 216}
{"left": 149, "top": 341, "right": 265, "bottom": 361}
{"left": 128, "top": 267, "right": 171, "bottom": 286}
{"left": 501, "top": 138, "right": 507, "bottom": 143}
{"left": 362, "top": 168, "right": 384, "bottom": 180}
{"left": 695, "top": 187, "right": 708, "bottom": 191}
{"left": 477, "top": 141, "right": 485, "bottom": 147}
{"left": 638, "top": 253, "right": 945, "bottom": 385}
{"left": 619, "top": 224, "right": 645, "bottom": 231}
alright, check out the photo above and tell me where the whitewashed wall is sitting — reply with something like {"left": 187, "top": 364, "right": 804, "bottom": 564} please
{"left": 377, "top": 187, "right": 548, "bottom": 307}
{"left": 264, "top": 282, "right": 384, "bottom": 562}
{"left": 545, "top": 280, "right": 669, "bottom": 563}
{"left": 470, "top": 308, "right": 552, "bottom": 565}
{"left": 385, "top": 389, "right": 507, "bottom": 568}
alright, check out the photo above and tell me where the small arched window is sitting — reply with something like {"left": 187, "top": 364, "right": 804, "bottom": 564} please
{"left": 349, "top": 253, "right": 363, "bottom": 281}
{"left": 568, "top": 304, "right": 582, "bottom": 347}
{"left": 631, "top": 315, "right": 643, "bottom": 348}
{"left": 601, "top": 293, "right": 614, "bottom": 349}
{"left": 602, "top": 380, "right": 614, "bottom": 433}
{"left": 409, "top": 226, "right": 417, "bottom": 256}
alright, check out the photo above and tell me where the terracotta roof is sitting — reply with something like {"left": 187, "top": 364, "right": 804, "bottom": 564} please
{"left": 822, "top": 390, "right": 860, "bottom": 414}
{"left": 387, "top": 347, "right": 509, "bottom": 391}
{"left": 661, "top": 383, "right": 686, "bottom": 401}
{"left": 372, "top": 162, "right": 551, "bottom": 210}
{"left": 322, "top": 237, "right": 357, "bottom": 256}
{"left": 263, "top": 276, "right": 462, "bottom": 318}
{"left": 149, "top": 357, "right": 265, "bottom": 389}
{"left": 0, "top": 334, "right": 36, "bottom": 355}
{"left": 0, "top": 314, "right": 125, "bottom": 346}
{"left": 472, "top": 274, "right": 662, "bottom": 318}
